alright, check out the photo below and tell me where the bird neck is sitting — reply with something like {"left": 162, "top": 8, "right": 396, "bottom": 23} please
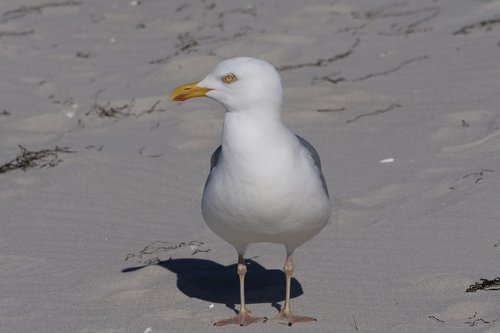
{"left": 221, "top": 108, "right": 289, "bottom": 157}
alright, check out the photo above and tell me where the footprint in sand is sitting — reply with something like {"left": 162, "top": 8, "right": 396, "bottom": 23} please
{"left": 432, "top": 110, "right": 500, "bottom": 157}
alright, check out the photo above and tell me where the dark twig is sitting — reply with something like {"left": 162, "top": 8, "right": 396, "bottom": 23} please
{"left": 150, "top": 32, "right": 213, "bottom": 64}
{"left": 337, "top": 24, "right": 366, "bottom": 35}
{"left": 277, "top": 38, "right": 360, "bottom": 71}
{"left": 377, "top": 6, "right": 440, "bottom": 36}
{"left": 0, "top": 145, "right": 73, "bottom": 174}
{"left": 403, "top": 6, "right": 440, "bottom": 35}
{"left": 351, "top": 55, "right": 429, "bottom": 82}
{"left": 346, "top": 103, "right": 401, "bottom": 124}
{"left": 314, "top": 55, "right": 428, "bottom": 85}
{"left": 317, "top": 107, "right": 346, "bottom": 113}
{"left": 454, "top": 16, "right": 500, "bottom": 35}
{"left": 457, "top": 169, "right": 494, "bottom": 184}
{"left": 135, "top": 100, "right": 166, "bottom": 118}
{"left": 428, "top": 315, "right": 445, "bottom": 323}
{"left": 138, "top": 147, "right": 164, "bottom": 158}
{"left": 464, "top": 312, "right": 494, "bottom": 327}
{"left": 350, "top": 314, "right": 359, "bottom": 330}
{"left": 466, "top": 318, "right": 490, "bottom": 326}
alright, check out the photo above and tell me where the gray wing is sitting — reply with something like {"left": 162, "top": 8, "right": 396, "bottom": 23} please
{"left": 204, "top": 145, "right": 222, "bottom": 190}
{"left": 296, "top": 135, "right": 330, "bottom": 198}
{"left": 209, "top": 145, "right": 222, "bottom": 172}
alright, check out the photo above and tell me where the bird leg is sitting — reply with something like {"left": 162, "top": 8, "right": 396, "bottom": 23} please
{"left": 272, "top": 254, "right": 317, "bottom": 326}
{"left": 214, "top": 255, "right": 267, "bottom": 327}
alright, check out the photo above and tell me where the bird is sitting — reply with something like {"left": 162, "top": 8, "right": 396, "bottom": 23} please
{"left": 170, "top": 57, "right": 331, "bottom": 326}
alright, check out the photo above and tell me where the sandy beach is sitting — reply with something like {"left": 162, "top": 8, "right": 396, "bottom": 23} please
{"left": 1, "top": 0, "right": 499, "bottom": 332}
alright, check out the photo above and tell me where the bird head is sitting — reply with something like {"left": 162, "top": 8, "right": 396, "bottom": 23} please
{"left": 170, "top": 57, "right": 283, "bottom": 113}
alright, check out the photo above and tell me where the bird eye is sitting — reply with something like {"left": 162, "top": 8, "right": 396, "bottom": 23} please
{"left": 221, "top": 73, "right": 237, "bottom": 84}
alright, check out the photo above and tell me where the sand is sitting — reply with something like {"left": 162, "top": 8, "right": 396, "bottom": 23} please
{"left": 1, "top": 0, "right": 499, "bottom": 332}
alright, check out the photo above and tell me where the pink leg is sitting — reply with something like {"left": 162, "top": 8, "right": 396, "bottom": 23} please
{"left": 272, "top": 255, "right": 316, "bottom": 326}
{"left": 214, "top": 255, "right": 267, "bottom": 327}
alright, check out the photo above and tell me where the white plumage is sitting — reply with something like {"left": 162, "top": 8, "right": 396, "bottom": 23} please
{"left": 171, "top": 57, "right": 331, "bottom": 326}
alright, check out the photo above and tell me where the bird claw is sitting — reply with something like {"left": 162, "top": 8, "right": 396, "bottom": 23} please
{"left": 213, "top": 311, "right": 267, "bottom": 327}
{"left": 272, "top": 311, "right": 317, "bottom": 326}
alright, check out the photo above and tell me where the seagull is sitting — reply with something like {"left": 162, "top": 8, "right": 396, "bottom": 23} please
{"left": 170, "top": 57, "right": 331, "bottom": 326}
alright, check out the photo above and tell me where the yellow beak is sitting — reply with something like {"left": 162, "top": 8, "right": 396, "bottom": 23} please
{"left": 170, "top": 81, "right": 212, "bottom": 102}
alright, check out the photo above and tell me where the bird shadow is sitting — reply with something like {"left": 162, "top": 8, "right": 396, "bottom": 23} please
{"left": 122, "top": 258, "right": 304, "bottom": 313}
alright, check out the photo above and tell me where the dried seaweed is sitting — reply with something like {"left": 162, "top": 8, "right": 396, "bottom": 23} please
{"left": 466, "top": 277, "right": 500, "bottom": 292}
{"left": 84, "top": 90, "right": 166, "bottom": 120}
{"left": 400, "top": 6, "right": 440, "bottom": 35}
{"left": 0, "top": 30, "right": 35, "bottom": 38}
{"left": 125, "top": 240, "right": 211, "bottom": 266}
{"left": 76, "top": 51, "right": 95, "bottom": 59}
{"left": 176, "top": 4, "right": 189, "bottom": 13}
{"left": 313, "top": 55, "right": 428, "bottom": 85}
{"left": 350, "top": 314, "right": 359, "bottom": 330}
{"left": 217, "top": 5, "right": 257, "bottom": 19}
{"left": 352, "top": 2, "right": 408, "bottom": 20}
{"left": 134, "top": 100, "right": 166, "bottom": 117}
{"left": 86, "top": 99, "right": 135, "bottom": 118}
{"left": 149, "top": 27, "right": 251, "bottom": 65}
{"left": 176, "top": 32, "right": 200, "bottom": 52}
{"left": 149, "top": 4, "right": 259, "bottom": 65}
{"left": 336, "top": 24, "right": 366, "bottom": 36}
{"left": 464, "top": 312, "right": 496, "bottom": 327}
{"left": 454, "top": 16, "right": 500, "bottom": 35}
{"left": 346, "top": 103, "right": 401, "bottom": 124}
{"left": 350, "top": 55, "right": 428, "bottom": 82}
{"left": 149, "top": 32, "right": 205, "bottom": 64}
{"left": 85, "top": 90, "right": 134, "bottom": 119}
{"left": 0, "top": 145, "right": 73, "bottom": 174}
{"left": 138, "top": 147, "right": 164, "bottom": 158}
{"left": 277, "top": 38, "right": 360, "bottom": 72}
{"left": 379, "top": 7, "right": 440, "bottom": 36}
{"left": 352, "top": 3, "right": 440, "bottom": 35}
{"left": 1, "top": 1, "right": 82, "bottom": 23}
{"left": 50, "top": 95, "right": 76, "bottom": 107}
{"left": 466, "top": 318, "right": 491, "bottom": 327}
{"left": 457, "top": 169, "right": 494, "bottom": 184}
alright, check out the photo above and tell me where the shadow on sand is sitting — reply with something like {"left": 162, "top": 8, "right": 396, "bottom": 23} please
{"left": 122, "top": 258, "right": 303, "bottom": 312}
